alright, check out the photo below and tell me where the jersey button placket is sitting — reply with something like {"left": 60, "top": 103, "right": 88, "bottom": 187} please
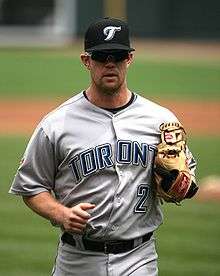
{"left": 110, "top": 116, "right": 123, "bottom": 231}
{"left": 111, "top": 115, "right": 122, "bottom": 182}
{"left": 111, "top": 225, "right": 118, "bottom": 231}
{"left": 117, "top": 196, "right": 121, "bottom": 204}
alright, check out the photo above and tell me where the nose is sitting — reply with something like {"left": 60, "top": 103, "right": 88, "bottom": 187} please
{"left": 105, "top": 55, "right": 116, "bottom": 67}
{"left": 106, "top": 55, "right": 115, "bottom": 62}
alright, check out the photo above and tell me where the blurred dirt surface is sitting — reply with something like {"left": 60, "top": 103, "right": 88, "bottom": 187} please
{"left": 0, "top": 99, "right": 219, "bottom": 136}
{"left": 196, "top": 176, "right": 220, "bottom": 202}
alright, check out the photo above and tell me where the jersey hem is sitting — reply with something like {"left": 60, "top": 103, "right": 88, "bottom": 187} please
{"left": 9, "top": 188, "right": 51, "bottom": 197}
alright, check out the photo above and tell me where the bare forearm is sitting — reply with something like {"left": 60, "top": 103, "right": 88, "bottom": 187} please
{"left": 23, "top": 192, "right": 96, "bottom": 233}
{"left": 23, "top": 192, "right": 67, "bottom": 226}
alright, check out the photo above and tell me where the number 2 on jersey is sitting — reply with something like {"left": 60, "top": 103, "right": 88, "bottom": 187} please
{"left": 134, "top": 184, "right": 150, "bottom": 213}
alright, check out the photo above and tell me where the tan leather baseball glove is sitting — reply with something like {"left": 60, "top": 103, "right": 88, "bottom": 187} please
{"left": 154, "top": 122, "right": 199, "bottom": 204}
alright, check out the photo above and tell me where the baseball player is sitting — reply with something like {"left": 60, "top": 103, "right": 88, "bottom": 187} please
{"left": 9, "top": 17, "right": 197, "bottom": 276}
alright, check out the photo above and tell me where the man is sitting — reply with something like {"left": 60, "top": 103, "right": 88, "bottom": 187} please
{"left": 10, "top": 18, "right": 197, "bottom": 275}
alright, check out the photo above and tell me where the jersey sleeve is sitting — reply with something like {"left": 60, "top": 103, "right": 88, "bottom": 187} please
{"left": 9, "top": 126, "right": 56, "bottom": 196}
{"left": 185, "top": 145, "right": 197, "bottom": 182}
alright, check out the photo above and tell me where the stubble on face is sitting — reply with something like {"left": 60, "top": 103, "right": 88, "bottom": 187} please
{"left": 90, "top": 61, "right": 128, "bottom": 96}
{"left": 97, "top": 76, "right": 123, "bottom": 95}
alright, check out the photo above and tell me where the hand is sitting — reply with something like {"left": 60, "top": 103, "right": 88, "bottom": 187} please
{"left": 62, "top": 203, "right": 96, "bottom": 234}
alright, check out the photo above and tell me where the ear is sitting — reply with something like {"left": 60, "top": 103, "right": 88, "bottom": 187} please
{"left": 80, "top": 54, "right": 91, "bottom": 70}
{"left": 126, "top": 53, "right": 133, "bottom": 67}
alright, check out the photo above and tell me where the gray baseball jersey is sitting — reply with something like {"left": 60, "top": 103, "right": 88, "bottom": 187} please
{"left": 10, "top": 92, "right": 196, "bottom": 241}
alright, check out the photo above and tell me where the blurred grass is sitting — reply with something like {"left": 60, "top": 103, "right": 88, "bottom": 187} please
{"left": 0, "top": 48, "right": 220, "bottom": 100}
{"left": 0, "top": 135, "right": 220, "bottom": 275}
{"left": 188, "top": 136, "right": 220, "bottom": 180}
{"left": 157, "top": 200, "right": 220, "bottom": 276}
{"left": 129, "top": 59, "right": 220, "bottom": 101}
{"left": 0, "top": 49, "right": 88, "bottom": 100}
{"left": 0, "top": 136, "right": 57, "bottom": 276}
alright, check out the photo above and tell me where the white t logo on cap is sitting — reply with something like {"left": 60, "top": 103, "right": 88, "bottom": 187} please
{"left": 103, "top": 26, "right": 122, "bottom": 41}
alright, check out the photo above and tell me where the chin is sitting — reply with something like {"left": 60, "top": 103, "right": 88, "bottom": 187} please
{"left": 102, "top": 87, "right": 120, "bottom": 95}
{"left": 100, "top": 83, "right": 122, "bottom": 95}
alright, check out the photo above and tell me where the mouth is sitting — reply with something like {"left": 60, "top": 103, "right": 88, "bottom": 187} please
{"left": 103, "top": 73, "right": 118, "bottom": 78}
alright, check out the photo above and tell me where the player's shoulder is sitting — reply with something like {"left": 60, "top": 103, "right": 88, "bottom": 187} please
{"left": 134, "top": 93, "right": 177, "bottom": 120}
{"left": 43, "top": 92, "right": 84, "bottom": 120}
{"left": 36, "top": 92, "right": 85, "bottom": 133}
{"left": 53, "top": 92, "right": 85, "bottom": 112}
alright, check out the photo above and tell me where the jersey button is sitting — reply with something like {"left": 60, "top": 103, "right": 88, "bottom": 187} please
{"left": 117, "top": 197, "right": 121, "bottom": 204}
{"left": 111, "top": 225, "right": 118, "bottom": 231}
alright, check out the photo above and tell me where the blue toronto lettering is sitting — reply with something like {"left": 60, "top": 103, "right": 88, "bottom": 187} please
{"left": 117, "top": 140, "right": 132, "bottom": 164}
{"left": 133, "top": 141, "right": 148, "bottom": 167}
{"left": 68, "top": 140, "right": 156, "bottom": 182}
{"left": 96, "top": 144, "right": 113, "bottom": 169}
{"left": 80, "top": 148, "right": 98, "bottom": 176}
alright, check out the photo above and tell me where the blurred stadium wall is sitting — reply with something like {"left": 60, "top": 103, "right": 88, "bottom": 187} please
{"left": 0, "top": 0, "right": 220, "bottom": 46}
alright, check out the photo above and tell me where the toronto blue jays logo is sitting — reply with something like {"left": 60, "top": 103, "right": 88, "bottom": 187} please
{"left": 103, "top": 26, "right": 122, "bottom": 41}
{"left": 69, "top": 140, "right": 156, "bottom": 182}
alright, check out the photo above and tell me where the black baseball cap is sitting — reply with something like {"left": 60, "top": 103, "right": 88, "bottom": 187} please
{"left": 84, "top": 17, "right": 135, "bottom": 52}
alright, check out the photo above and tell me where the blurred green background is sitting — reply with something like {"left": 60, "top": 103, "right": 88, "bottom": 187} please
{"left": 0, "top": 47, "right": 220, "bottom": 276}
{"left": 1, "top": 48, "right": 220, "bottom": 101}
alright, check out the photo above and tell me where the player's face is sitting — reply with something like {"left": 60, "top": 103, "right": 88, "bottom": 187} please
{"left": 81, "top": 51, "right": 133, "bottom": 95}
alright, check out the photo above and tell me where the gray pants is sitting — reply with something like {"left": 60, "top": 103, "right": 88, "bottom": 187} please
{"left": 52, "top": 236, "right": 158, "bottom": 276}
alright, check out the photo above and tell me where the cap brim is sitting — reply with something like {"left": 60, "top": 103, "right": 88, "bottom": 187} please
{"left": 86, "top": 43, "right": 135, "bottom": 52}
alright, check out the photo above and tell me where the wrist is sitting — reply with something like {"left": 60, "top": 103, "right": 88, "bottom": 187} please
{"left": 50, "top": 204, "right": 70, "bottom": 226}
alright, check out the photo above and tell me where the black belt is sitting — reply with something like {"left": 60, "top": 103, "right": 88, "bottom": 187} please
{"left": 61, "top": 232, "right": 153, "bottom": 254}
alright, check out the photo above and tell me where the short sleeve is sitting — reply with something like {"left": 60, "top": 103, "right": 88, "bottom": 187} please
{"left": 9, "top": 126, "right": 56, "bottom": 196}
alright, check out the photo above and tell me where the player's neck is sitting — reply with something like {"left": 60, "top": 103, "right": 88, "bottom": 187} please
{"left": 85, "top": 84, "right": 132, "bottom": 109}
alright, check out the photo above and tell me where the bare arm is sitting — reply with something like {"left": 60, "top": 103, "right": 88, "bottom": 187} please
{"left": 23, "top": 192, "right": 95, "bottom": 234}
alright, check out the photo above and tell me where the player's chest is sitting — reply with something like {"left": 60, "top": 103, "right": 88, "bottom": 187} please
{"left": 58, "top": 114, "right": 159, "bottom": 157}
{"left": 56, "top": 116, "right": 158, "bottom": 179}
